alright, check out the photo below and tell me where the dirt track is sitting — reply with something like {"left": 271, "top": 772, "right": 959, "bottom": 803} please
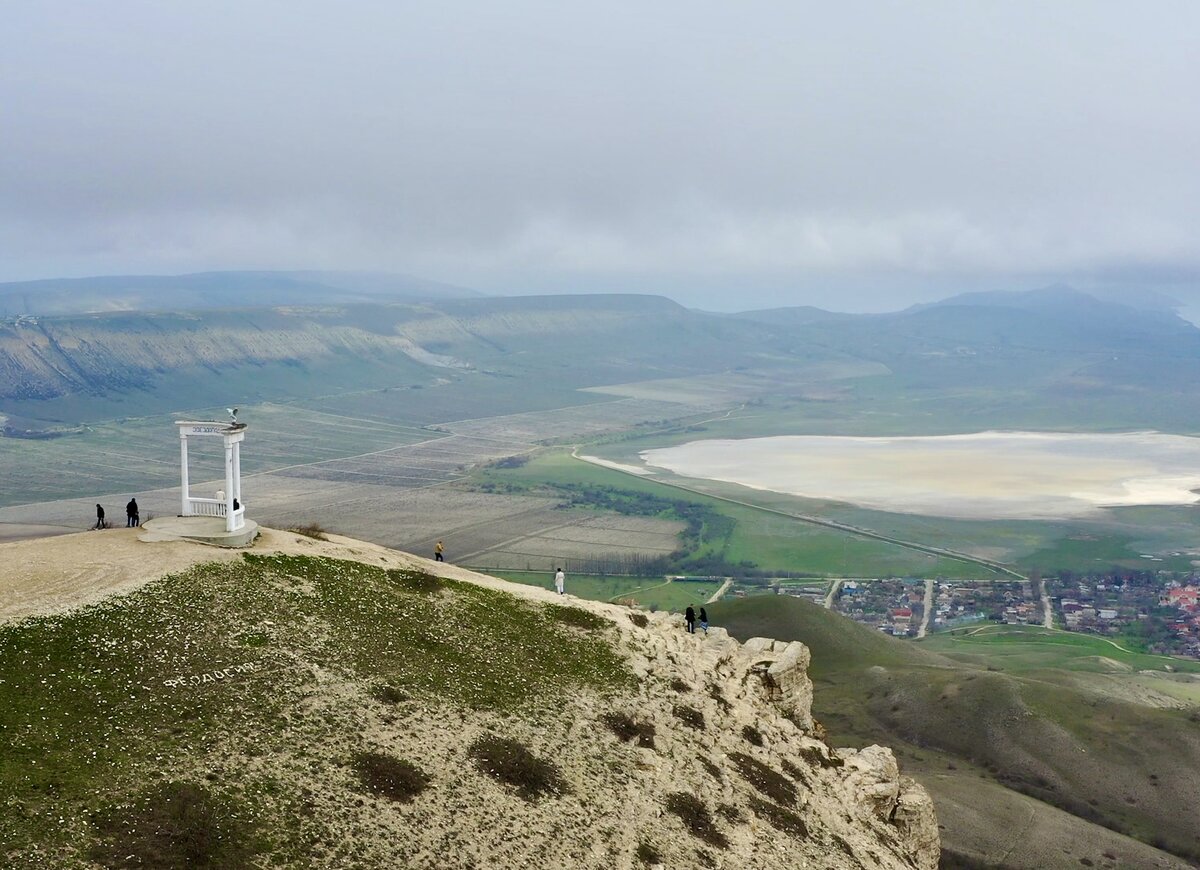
{"left": 0, "top": 526, "right": 543, "bottom": 626}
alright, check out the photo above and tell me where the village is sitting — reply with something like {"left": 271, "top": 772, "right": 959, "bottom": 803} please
{"left": 810, "top": 570, "right": 1200, "bottom": 659}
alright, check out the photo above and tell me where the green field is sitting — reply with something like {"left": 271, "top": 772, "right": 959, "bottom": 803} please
{"left": 923, "top": 623, "right": 1200, "bottom": 674}
{"left": 489, "top": 570, "right": 721, "bottom": 612}
{"left": 477, "top": 450, "right": 1010, "bottom": 580}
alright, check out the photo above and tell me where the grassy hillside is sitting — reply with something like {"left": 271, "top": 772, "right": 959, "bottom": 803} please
{"left": 0, "top": 554, "right": 631, "bottom": 866}
{"left": 0, "top": 544, "right": 940, "bottom": 869}
{"left": 710, "top": 595, "right": 1200, "bottom": 868}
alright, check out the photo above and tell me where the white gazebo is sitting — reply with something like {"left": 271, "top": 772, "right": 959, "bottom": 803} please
{"left": 176, "top": 420, "right": 248, "bottom": 532}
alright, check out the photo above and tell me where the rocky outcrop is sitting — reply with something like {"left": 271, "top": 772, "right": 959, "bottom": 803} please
{"left": 618, "top": 612, "right": 940, "bottom": 868}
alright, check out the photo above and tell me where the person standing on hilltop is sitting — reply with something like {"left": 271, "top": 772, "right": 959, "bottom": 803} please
{"left": 699, "top": 606, "right": 709, "bottom": 635}
{"left": 434, "top": 540, "right": 445, "bottom": 562}
{"left": 685, "top": 605, "right": 697, "bottom": 634}
{"left": 126, "top": 497, "right": 139, "bottom": 527}
{"left": 554, "top": 567, "right": 565, "bottom": 595}
{"left": 93, "top": 504, "right": 105, "bottom": 530}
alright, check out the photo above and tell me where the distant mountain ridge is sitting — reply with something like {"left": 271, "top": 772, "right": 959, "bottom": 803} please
{"left": 0, "top": 270, "right": 483, "bottom": 316}
{"left": 3, "top": 283, "right": 1200, "bottom": 434}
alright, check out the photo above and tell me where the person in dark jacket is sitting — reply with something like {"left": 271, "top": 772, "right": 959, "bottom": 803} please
{"left": 699, "top": 606, "right": 709, "bottom": 635}
{"left": 685, "top": 605, "right": 696, "bottom": 634}
{"left": 93, "top": 504, "right": 105, "bottom": 530}
{"left": 126, "top": 498, "right": 139, "bottom": 527}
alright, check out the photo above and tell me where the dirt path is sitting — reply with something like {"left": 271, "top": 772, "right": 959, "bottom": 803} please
{"left": 707, "top": 577, "right": 732, "bottom": 604}
{"left": 824, "top": 578, "right": 843, "bottom": 608}
{"left": 0, "top": 526, "right": 569, "bottom": 627}
{"left": 917, "top": 578, "right": 935, "bottom": 639}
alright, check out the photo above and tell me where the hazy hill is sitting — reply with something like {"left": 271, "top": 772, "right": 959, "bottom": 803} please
{"left": 0, "top": 270, "right": 481, "bottom": 316}
{"left": 0, "top": 528, "right": 937, "bottom": 869}
{"left": 0, "top": 293, "right": 837, "bottom": 428}
{"left": 710, "top": 595, "right": 1200, "bottom": 868}
{"left": 3, "top": 284, "right": 1200, "bottom": 434}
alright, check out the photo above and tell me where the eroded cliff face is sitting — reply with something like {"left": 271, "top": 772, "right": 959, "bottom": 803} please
{"left": 613, "top": 615, "right": 940, "bottom": 868}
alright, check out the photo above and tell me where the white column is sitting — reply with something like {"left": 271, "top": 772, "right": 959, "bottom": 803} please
{"left": 232, "top": 440, "right": 242, "bottom": 506}
{"left": 224, "top": 437, "right": 236, "bottom": 532}
{"left": 180, "top": 432, "right": 190, "bottom": 516}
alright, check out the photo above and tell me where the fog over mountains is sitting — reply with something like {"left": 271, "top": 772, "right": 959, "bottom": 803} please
{"left": 0, "top": 270, "right": 481, "bottom": 316}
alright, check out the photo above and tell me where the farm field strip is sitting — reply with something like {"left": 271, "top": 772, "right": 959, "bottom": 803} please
{"left": 444, "top": 397, "right": 719, "bottom": 441}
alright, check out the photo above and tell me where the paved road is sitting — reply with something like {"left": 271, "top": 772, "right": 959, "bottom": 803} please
{"left": 706, "top": 578, "right": 732, "bottom": 604}
{"left": 1039, "top": 578, "right": 1054, "bottom": 628}
{"left": 916, "top": 578, "right": 934, "bottom": 639}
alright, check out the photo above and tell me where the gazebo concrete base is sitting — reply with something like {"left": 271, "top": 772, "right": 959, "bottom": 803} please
{"left": 139, "top": 516, "right": 260, "bottom": 549}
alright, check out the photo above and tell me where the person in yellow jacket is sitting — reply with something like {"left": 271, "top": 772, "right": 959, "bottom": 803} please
{"left": 434, "top": 540, "right": 445, "bottom": 562}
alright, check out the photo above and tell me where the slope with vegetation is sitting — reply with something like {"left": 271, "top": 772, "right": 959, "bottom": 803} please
{"left": 0, "top": 529, "right": 936, "bottom": 869}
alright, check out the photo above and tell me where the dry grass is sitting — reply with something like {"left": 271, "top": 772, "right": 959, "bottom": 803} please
{"left": 288, "top": 523, "right": 328, "bottom": 541}
{"left": 601, "top": 711, "right": 656, "bottom": 749}
{"left": 781, "top": 758, "right": 808, "bottom": 784}
{"left": 672, "top": 704, "right": 705, "bottom": 730}
{"left": 469, "top": 736, "right": 568, "bottom": 801}
{"left": 728, "top": 752, "right": 797, "bottom": 805}
{"left": 355, "top": 752, "right": 431, "bottom": 803}
{"left": 748, "top": 795, "right": 808, "bottom": 838}
{"left": 371, "top": 684, "right": 409, "bottom": 705}
{"left": 664, "top": 792, "right": 728, "bottom": 850}
{"left": 627, "top": 611, "right": 649, "bottom": 628}
{"left": 636, "top": 840, "right": 662, "bottom": 866}
{"left": 741, "top": 724, "right": 764, "bottom": 746}
{"left": 89, "top": 781, "right": 260, "bottom": 869}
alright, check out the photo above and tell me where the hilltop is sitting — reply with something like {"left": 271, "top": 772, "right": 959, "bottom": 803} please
{"left": 711, "top": 595, "right": 1200, "bottom": 869}
{"left": 0, "top": 529, "right": 937, "bottom": 869}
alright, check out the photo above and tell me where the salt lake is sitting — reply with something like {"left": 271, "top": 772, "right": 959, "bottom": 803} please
{"left": 640, "top": 431, "right": 1200, "bottom": 519}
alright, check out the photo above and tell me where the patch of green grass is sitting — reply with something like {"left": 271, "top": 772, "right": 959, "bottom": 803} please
{"left": 923, "top": 625, "right": 1200, "bottom": 674}
{"left": 0, "top": 553, "right": 631, "bottom": 863}
{"left": 548, "top": 604, "right": 610, "bottom": 631}
{"left": 489, "top": 570, "right": 720, "bottom": 613}
{"left": 469, "top": 736, "right": 568, "bottom": 801}
{"left": 385, "top": 568, "right": 446, "bottom": 593}
{"left": 244, "top": 553, "right": 634, "bottom": 709}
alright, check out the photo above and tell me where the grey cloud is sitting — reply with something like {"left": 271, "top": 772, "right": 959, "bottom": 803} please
{"left": 3, "top": 1, "right": 1199, "bottom": 311}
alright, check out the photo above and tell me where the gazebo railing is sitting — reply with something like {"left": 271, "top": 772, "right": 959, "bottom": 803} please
{"left": 186, "top": 497, "right": 227, "bottom": 517}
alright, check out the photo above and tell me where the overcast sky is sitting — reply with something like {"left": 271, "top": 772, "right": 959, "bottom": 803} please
{"left": 3, "top": 1, "right": 1199, "bottom": 312}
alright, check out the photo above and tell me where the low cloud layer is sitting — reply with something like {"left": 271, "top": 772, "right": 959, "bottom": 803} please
{"left": 4, "top": 1, "right": 1199, "bottom": 311}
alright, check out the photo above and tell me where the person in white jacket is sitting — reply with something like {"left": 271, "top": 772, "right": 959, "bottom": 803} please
{"left": 554, "top": 568, "right": 565, "bottom": 595}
